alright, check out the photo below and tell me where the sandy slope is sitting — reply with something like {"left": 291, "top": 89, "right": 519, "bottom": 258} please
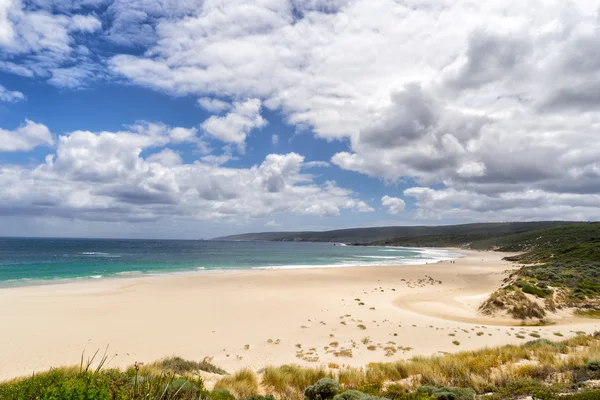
{"left": 1, "top": 249, "right": 599, "bottom": 382}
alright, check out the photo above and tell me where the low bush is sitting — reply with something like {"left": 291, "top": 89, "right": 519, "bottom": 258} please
{"left": 210, "top": 389, "right": 237, "bottom": 400}
{"left": 154, "top": 356, "right": 228, "bottom": 375}
{"left": 305, "top": 378, "right": 341, "bottom": 400}
{"left": 416, "top": 386, "right": 475, "bottom": 400}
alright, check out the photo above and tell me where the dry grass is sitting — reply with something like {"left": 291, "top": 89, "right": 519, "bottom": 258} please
{"left": 262, "top": 365, "right": 333, "bottom": 398}
{"left": 214, "top": 368, "right": 259, "bottom": 398}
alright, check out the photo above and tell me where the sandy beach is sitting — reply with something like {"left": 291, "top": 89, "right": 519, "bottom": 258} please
{"left": 1, "top": 249, "right": 599, "bottom": 382}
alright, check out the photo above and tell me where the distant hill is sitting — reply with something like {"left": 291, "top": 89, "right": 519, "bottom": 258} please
{"left": 216, "top": 221, "right": 578, "bottom": 246}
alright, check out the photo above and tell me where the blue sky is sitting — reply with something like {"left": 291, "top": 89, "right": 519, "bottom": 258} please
{"left": 0, "top": 0, "right": 598, "bottom": 238}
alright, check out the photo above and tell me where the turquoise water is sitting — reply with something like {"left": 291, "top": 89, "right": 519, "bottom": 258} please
{"left": 0, "top": 238, "right": 462, "bottom": 287}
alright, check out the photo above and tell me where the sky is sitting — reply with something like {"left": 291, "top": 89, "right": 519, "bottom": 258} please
{"left": 0, "top": 0, "right": 599, "bottom": 239}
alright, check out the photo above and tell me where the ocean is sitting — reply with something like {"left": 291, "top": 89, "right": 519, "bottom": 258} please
{"left": 0, "top": 238, "right": 462, "bottom": 287}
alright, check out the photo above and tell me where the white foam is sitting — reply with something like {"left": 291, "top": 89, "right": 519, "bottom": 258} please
{"left": 79, "top": 252, "right": 120, "bottom": 258}
{"left": 115, "top": 270, "right": 142, "bottom": 276}
{"left": 353, "top": 255, "right": 399, "bottom": 259}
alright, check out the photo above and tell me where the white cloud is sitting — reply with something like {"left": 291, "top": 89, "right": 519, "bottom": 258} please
{"left": 404, "top": 187, "right": 600, "bottom": 222}
{"left": 48, "top": 64, "right": 99, "bottom": 88}
{"left": 0, "top": 122, "right": 371, "bottom": 223}
{"left": 147, "top": 148, "right": 183, "bottom": 167}
{"left": 169, "top": 127, "right": 198, "bottom": 143}
{"left": 265, "top": 219, "right": 282, "bottom": 227}
{"left": 271, "top": 134, "right": 279, "bottom": 146}
{"left": 198, "top": 97, "right": 231, "bottom": 113}
{"left": 0, "top": 1, "right": 102, "bottom": 87}
{"left": 381, "top": 195, "right": 405, "bottom": 214}
{"left": 0, "top": 0, "right": 597, "bottom": 223}
{"left": 200, "top": 153, "right": 235, "bottom": 165}
{"left": 106, "top": 0, "right": 600, "bottom": 221}
{"left": 201, "top": 98, "right": 266, "bottom": 148}
{"left": 0, "top": 120, "right": 54, "bottom": 152}
{"left": 0, "top": 84, "right": 25, "bottom": 102}
{"left": 304, "top": 161, "right": 330, "bottom": 168}
{"left": 69, "top": 14, "right": 102, "bottom": 33}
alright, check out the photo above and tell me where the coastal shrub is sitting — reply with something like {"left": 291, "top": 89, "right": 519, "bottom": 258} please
{"left": 0, "top": 367, "right": 208, "bottom": 400}
{"left": 331, "top": 390, "right": 390, "bottom": 400}
{"left": 585, "top": 360, "right": 600, "bottom": 371}
{"left": 416, "top": 386, "right": 475, "bottom": 400}
{"left": 154, "top": 356, "right": 228, "bottom": 375}
{"left": 333, "top": 390, "right": 369, "bottom": 400}
{"left": 487, "top": 378, "right": 558, "bottom": 400}
{"left": 355, "top": 382, "right": 382, "bottom": 396}
{"left": 518, "top": 281, "right": 552, "bottom": 298}
{"left": 0, "top": 369, "right": 113, "bottom": 400}
{"left": 210, "top": 389, "right": 237, "bottom": 400}
{"left": 383, "top": 383, "right": 408, "bottom": 399}
{"left": 561, "top": 391, "right": 600, "bottom": 400}
{"left": 524, "top": 338, "right": 568, "bottom": 352}
{"left": 304, "top": 378, "right": 341, "bottom": 400}
{"left": 244, "top": 395, "right": 276, "bottom": 400}
{"left": 572, "top": 360, "right": 600, "bottom": 382}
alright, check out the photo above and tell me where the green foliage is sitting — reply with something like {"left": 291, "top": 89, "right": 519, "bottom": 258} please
{"left": 0, "top": 367, "right": 207, "bottom": 400}
{"left": 561, "top": 391, "right": 600, "bottom": 400}
{"left": 585, "top": 360, "right": 600, "bottom": 371}
{"left": 523, "top": 339, "right": 568, "bottom": 352}
{"left": 156, "top": 356, "right": 228, "bottom": 375}
{"left": 305, "top": 378, "right": 341, "bottom": 400}
{"left": 416, "top": 386, "right": 475, "bottom": 400}
{"left": 355, "top": 382, "right": 382, "bottom": 396}
{"left": 486, "top": 378, "right": 558, "bottom": 400}
{"left": 243, "top": 396, "right": 275, "bottom": 400}
{"left": 210, "top": 389, "right": 237, "bottom": 400}
{"left": 333, "top": 390, "right": 370, "bottom": 400}
{"left": 518, "top": 281, "right": 552, "bottom": 298}
{"left": 219, "top": 221, "right": 576, "bottom": 245}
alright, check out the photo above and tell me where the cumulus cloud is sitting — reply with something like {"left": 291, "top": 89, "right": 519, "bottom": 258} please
{"left": 105, "top": 0, "right": 201, "bottom": 47}
{"left": 198, "top": 97, "right": 231, "bottom": 113}
{"left": 0, "top": 120, "right": 54, "bottom": 152}
{"left": 201, "top": 98, "right": 266, "bottom": 148}
{"left": 381, "top": 195, "right": 405, "bottom": 215}
{"left": 0, "top": 122, "right": 371, "bottom": 223}
{"left": 1, "top": 0, "right": 599, "bottom": 223}
{"left": 0, "top": 0, "right": 102, "bottom": 86}
{"left": 104, "top": 0, "right": 600, "bottom": 221}
{"left": 0, "top": 84, "right": 25, "bottom": 102}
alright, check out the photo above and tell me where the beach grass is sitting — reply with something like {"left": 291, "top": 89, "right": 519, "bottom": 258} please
{"left": 6, "top": 334, "right": 600, "bottom": 399}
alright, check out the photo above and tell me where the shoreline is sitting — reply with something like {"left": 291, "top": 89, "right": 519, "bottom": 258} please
{"left": 1, "top": 248, "right": 599, "bottom": 382}
{"left": 0, "top": 245, "right": 465, "bottom": 290}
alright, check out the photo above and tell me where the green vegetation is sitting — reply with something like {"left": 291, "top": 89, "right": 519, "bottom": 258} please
{"left": 154, "top": 357, "right": 228, "bottom": 375}
{"left": 304, "top": 378, "right": 341, "bottom": 400}
{"left": 475, "top": 223, "right": 600, "bottom": 320}
{"left": 217, "top": 221, "right": 574, "bottom": 245}
{"left": 8, "top": 335, "right": 600, "bottom": 399}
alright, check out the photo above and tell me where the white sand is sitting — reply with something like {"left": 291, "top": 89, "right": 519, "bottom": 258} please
{"left": 1, "top": 249, "right": 599, "bottom": 381}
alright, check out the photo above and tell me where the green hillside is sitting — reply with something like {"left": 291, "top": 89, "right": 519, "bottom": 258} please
{"left": 478, "top": 223, "right": 600, "bottom": 320}
{"left": 471, "top": 222, "right": 600, "bottom": 262}
{"left": 217, "top": 221, "right": 576, "bottom": 244}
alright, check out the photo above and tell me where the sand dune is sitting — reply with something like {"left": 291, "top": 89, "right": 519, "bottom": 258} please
{"left": 1, "top": 249, "right": 599, "bottom": 382}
